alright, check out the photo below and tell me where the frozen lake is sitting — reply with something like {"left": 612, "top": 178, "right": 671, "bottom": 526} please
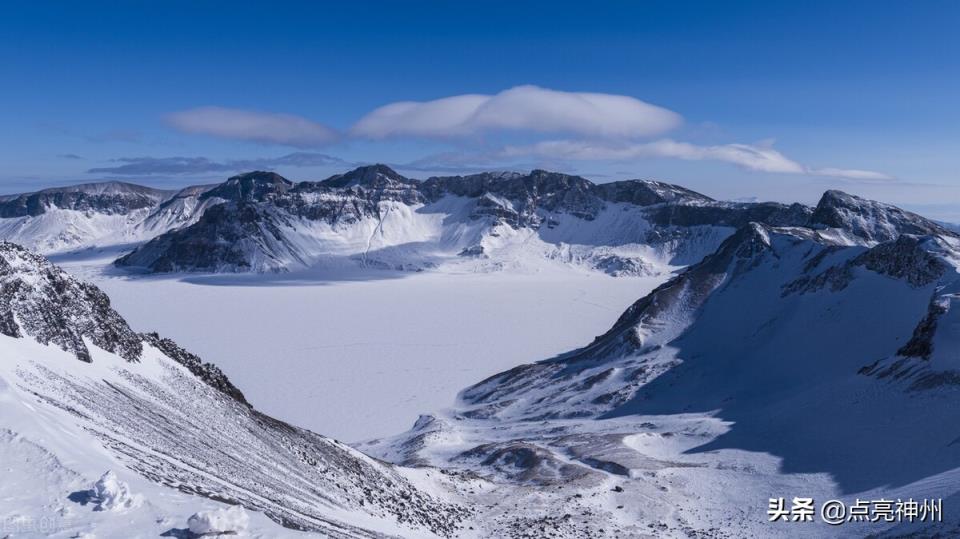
{"left": 60, "top": 254, "right": 663, "bottom": 441}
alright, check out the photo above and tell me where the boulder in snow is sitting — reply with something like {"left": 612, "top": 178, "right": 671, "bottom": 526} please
{"left": 187, "top": 505, "right": 250, "bottom": 536}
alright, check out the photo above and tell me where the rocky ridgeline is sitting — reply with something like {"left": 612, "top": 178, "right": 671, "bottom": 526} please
{"left": 0, "top": 241, "right": 143, "bottom": 362}
{"left": 457, "top": 219, "right": 960, "bottom": 422}
{"left": 106, "top": 166, "right": 806, "bottom": 273}
{"left": 1, "top": 165, "right": 954, "bottom": 274}
{"left": 0, "top": 241, "right": 248, "bottom": 404}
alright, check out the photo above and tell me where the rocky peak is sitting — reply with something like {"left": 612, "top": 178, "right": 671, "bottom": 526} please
{"left": 852, "top": 234, "right": 951, "bottom": 288}
{"left": 698, "top": 222, "right": 776, "bottom": 272}
{"left": 0, "top": 241, "right": 142, "bottom": 362}
{"left": 809, "top": 189, "right": 952, "bottom": 244}
{"left": 319, "top": 164, "right": 416, "bottom": 189}
{"left": 594, "top": 179, "right": 714, "bottom": 206}
{"left": 424, "top": 170, "right": 602, "bottom": 222}
{"left": 203, "top": 171, "right": 293, "bottom": 203}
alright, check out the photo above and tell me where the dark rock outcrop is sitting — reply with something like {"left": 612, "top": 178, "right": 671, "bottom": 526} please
{"left": 0, "top": 241, "right": 142, "bottom": 362}
{"left": 810, "top": 190, "right": 952, "bottom": 243}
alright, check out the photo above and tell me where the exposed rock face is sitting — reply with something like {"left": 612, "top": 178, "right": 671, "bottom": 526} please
{"left": 0, "top": 240, "right": 250, "bottom": 404}
{"left": 454, "top": 441, "right": 592, "bottom": 484}
{"left": 0, "top": 182, "right": 171, "bottom": 218}
{"left": 643, "top": 200, "right": 811, "bottom": 228}
{"left": 0, "top": 241, "right": 142, "bottom": 362}
{"left": 783, "top": 234, "right": 949, "bottom": 295}
{"left": 809, "top": 189, "right": 952, "bottom": 243}
{"left": 141, "top": 332, "right": 248, "bottom": 405}
{"left": 320, "top": 163, "right": 421, "bottom": 194}
{"left": 896, "top": 296, "right": 950, "bottom": 359}
{"left": 593, "top": 179, "right": 714, "bottom": 206}
{"left": 200, "top": 170, "right": 293, "bottom": 202}
{"left": 424, "top": 169, "right": 602, "bottom": 224}
{"left": 116, "top": 201, "right": 298, "bottom": 273}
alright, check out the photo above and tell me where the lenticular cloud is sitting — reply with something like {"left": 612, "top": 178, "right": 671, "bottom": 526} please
{"left": 167, "top": 106, "right": 339, "bottom": 148}
{"left": 351, "top": 85, "right": 682, "bottom": 139}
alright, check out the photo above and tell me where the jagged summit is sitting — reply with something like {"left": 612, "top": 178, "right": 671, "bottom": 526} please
{"left": 202, "top": 170, "right": 293, "bottom": 202}
{"left": 810, "top": 188, "right": 952, "bottom": 243}
{"left": 0, "top": 241, "right": 142, "bottom": 362}
{"left": 3, "top": 167, "right": 955, "bottom": 277}
{"left": 427, "top": 169, "right": 592, "bottom": 197}
{"left": 320, "top": 163, "right": 416, "bottom": 189}
{"left": 594, "top": 178, "right": 714, "bottom": 206}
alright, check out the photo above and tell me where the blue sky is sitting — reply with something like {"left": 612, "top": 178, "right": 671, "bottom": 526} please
{"left": 2, "top": 1, "right": 959, "bottom": 219}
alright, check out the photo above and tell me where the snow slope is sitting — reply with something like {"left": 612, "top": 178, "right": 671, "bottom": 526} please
{"left": 0, "top": 182, "right": 219, "bottom": 255}
{"left": 0, "top": 242, "right": 469, "bottom": 538}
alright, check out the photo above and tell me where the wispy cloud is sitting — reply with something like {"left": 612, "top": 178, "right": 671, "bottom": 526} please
{"left": 351, "top": 85, "right": 682, "bottom": 139}
{"left": 499, "top": 139, "right": 893, "bottom": 181}
{"left": 166, "top": 107, "right": 339, "bottom": 148}
{"left": 87, "top": 152, "right": 348, "bottom": 176}
{"left": 57, "top": 153, "right": 84, "bottom": 160}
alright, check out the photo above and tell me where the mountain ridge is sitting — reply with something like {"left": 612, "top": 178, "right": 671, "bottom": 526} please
{"left": 0, "top": 165, "right": 953, "bottom": 278}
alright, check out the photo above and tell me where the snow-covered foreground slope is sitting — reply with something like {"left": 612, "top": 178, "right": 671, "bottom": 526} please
{"left": 0, "top": 242, "right": 470, "bottom": 538}
{"left": 365, "top": 210, "right": 960, "bottom": 536}
{"left": 0, "top": 336, "right": 317, "bottom": 539}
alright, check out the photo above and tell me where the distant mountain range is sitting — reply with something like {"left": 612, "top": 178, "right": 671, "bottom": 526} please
{"left": 1, "top": 165, "right": 951, "bottom": 277}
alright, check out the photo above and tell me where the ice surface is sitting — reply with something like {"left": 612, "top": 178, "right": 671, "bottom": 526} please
{"left": 61, "top": 252, "right": 665, "bottom": 441}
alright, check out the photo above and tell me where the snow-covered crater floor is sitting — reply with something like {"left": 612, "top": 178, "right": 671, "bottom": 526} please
{"left": 55, "top": 251, "right": 666, "bottom": 442}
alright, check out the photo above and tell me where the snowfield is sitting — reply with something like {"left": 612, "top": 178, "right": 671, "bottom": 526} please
{"left": 55, "top": 249, "right": 666, "bottom": 442}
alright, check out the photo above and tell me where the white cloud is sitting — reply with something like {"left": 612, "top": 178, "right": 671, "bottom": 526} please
{"left": 500, "top": 139, "right": 893, "bottom": 181}
{"left": 811, "top": 167, "right": 893, "bottom": 181}
{"left": 167, "top": 107, "right": 339, "bottom": 147}
{"left": 350, "top": 85, "right": 682, "bottom": 139}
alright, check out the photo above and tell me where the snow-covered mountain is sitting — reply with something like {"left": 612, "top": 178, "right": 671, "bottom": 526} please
{"left": 0, "top": 241, "right": 469, "bottom": 537}
{"left": 6, "top": 167, "right": 946, "bottom": 279}
{"left": 0, "top": 181, "right": 222, "bottom": 255}
{"left": 362, "top": 194, "right": 960, "bottom": 537}
{"left": 112, "top": 165, "right": 815, "bottom": 274}
{"left": 5, "top": 179, "right": 960, "bottom": 537}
